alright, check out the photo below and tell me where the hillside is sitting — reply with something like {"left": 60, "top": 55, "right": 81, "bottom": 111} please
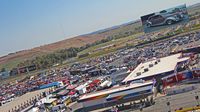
{"left": 0, "top": 21, "right": 141, "bottom": 69}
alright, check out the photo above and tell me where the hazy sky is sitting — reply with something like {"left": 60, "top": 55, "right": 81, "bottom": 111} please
{"left": 0, "top": 0, "right": 199, "bottom": 56}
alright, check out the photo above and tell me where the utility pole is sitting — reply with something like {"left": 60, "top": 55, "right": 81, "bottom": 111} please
{"left": 166, "top": 101, "right": 171, "bottom": 112}
{"left": 195, "top": 95, "right": 199, "bottom": 106}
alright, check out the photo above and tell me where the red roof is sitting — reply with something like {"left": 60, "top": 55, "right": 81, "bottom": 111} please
{"left": 67, "top": 85, "right": 77, "bottom": 90}
{"left": 92, "top": 79, "right": 100, "bottom": 84}
{"left": 89, "top": 83, "right": 95, "bottom": 87}
{"left": 68, "top": 91, "right": 76, "bottom": 95}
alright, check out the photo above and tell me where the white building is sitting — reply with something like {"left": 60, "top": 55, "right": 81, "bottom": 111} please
{"left": 75, "top": 81, "right": 153, "bottom": 112}
{"left": 122, "top": 53, "right": 190, "bottom": 83}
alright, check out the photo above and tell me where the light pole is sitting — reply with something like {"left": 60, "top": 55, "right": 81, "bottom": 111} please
{"left": 139, "top": 104, "right": 143, "bottom": 112}
{"left": 166, "top": 101, "right": 171, "bottom": 112}
{"left": 195, "top": 95, "right": 199, "bottom": 106}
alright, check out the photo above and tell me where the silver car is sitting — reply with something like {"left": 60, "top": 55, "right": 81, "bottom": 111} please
{"left": 146, "top": 13, "right": 183, "bottom": 27}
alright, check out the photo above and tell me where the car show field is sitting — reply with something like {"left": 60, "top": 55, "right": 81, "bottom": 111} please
{"left": 1, "top": 1, "right": 200, "bottom": 112}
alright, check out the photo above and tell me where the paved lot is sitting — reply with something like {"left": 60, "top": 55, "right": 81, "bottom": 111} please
{"left": 125, "top": 83, "right": 200, "bottom": 112}
{"left": 0, "top": 88, "right": 50, "bottom": 112}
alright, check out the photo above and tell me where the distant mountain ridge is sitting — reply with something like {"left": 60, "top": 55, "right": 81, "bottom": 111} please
{"left": 85, "top": 20, "right": 140, "bottom": 35}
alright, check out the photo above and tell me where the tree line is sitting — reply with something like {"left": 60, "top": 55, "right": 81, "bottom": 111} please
{"left": 17, "top": 47, "right": 79, "bottom": 69}
{"left": 1, "top": 24, "right": 143, "bottom": 74}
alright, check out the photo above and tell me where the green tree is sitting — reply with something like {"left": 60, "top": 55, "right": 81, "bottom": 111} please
{"left": 1, "top": 68, "right": 6, "bottom": 72}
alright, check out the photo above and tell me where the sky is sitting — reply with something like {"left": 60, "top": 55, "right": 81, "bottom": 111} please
{"left": 0, "top": 0, "right": 199, "bottom": 56}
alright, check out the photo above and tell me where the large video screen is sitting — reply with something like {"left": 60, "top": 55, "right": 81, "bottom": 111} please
{"left": 141, "top": 4, "right": 189, "bottom": 33}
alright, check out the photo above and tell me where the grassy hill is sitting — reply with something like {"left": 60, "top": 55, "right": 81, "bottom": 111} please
{"left": 0, "top": 20, "right": 142, "bottom": 70}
